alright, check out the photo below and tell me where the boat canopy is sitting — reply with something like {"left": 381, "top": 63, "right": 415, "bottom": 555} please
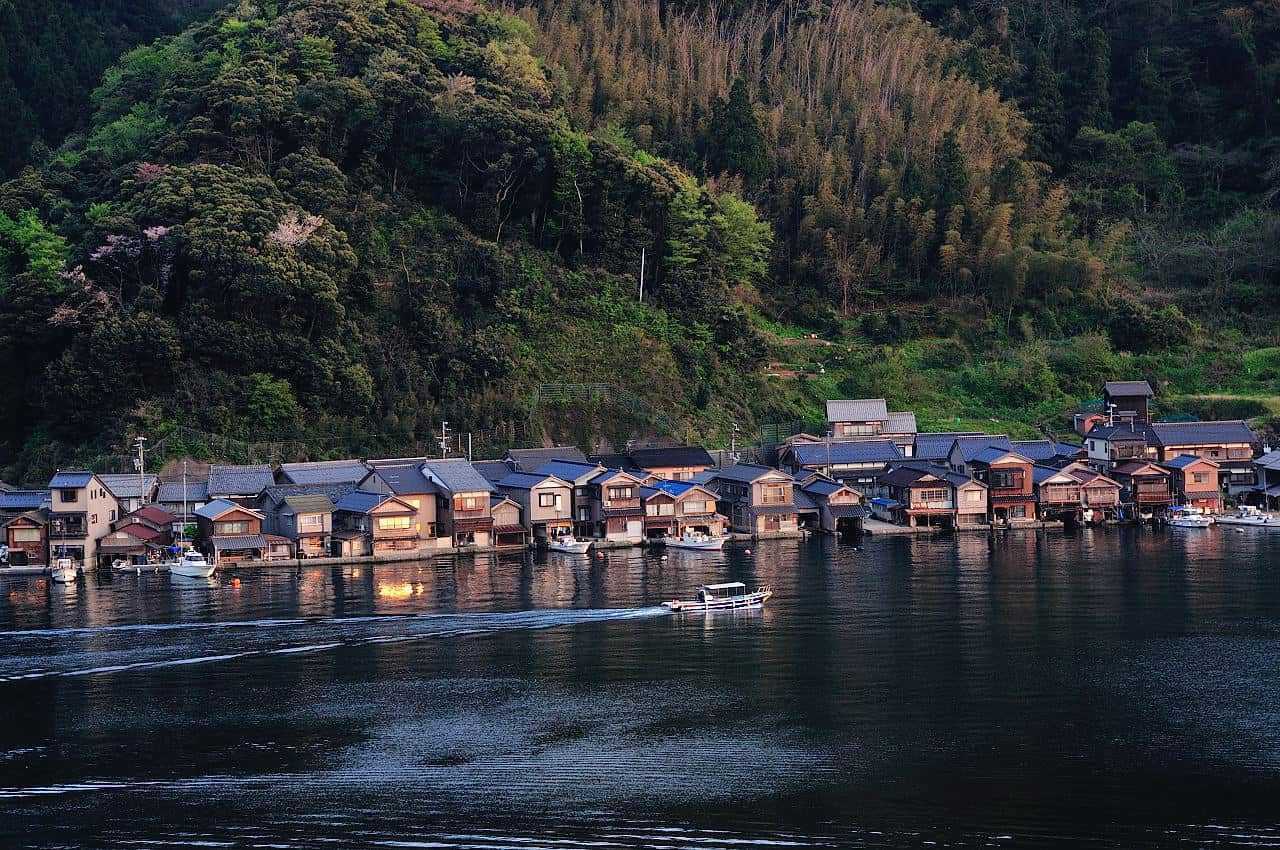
{"left": 701, "top": 582, "right": 747, "bottom": 598}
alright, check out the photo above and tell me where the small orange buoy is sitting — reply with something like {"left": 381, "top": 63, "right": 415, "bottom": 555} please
{"left": 231, "top": 577, "right": 241, "bottom": 587}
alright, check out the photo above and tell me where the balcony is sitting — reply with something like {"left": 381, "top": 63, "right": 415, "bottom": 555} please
{"left": 1039, "top": 487, "right": 1082, "bottom": 505}
{"left": 1109, "top": 447, "right": 1150, "bottom": 460}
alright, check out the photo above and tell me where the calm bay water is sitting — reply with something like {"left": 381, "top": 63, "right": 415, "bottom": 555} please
{"left": 2, "top": 528, "right": 1279, "bottom": 848}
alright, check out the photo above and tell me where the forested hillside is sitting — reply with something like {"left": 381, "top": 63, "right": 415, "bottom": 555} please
{"left": 0, "top": 0, "right": 1277, "bottom": 482}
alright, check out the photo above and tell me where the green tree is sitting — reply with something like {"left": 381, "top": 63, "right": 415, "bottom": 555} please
{"left": 704, "top": 79, "right": 768, "bottom": 182}
{"left": 933, "top": 130, "right": 969, "bottom": 212}
{"left": 1075, "top": 27, "right": 1112, "bottom": 132}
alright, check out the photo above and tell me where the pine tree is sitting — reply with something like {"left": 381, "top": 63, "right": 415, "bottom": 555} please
{"left": 933, "top": 130, "right": 969, "bottom": 212}
{"left": 1022, "top": 51, "right": 1066, "bottom": 168}
{"left": 1075, "top": 27, "right": 1112, "bottom": 132}
{"left": 704, "top": 78, "right": 768, "bottom": 183}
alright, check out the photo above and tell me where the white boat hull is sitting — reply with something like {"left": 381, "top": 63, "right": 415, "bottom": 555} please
{"left": 547, "top": 538, "right": 592, "bottom": 554}
{"left": 1216, "top": 516, "right": 1280, "bottom": 528}
{"left": 170, "top": 563, "right": 216, "bottom": 578}
{"left": 50, "top": 567, "right": 78, "bottom": 583}
{"left": 1168, "top": 518, "right": 1212, "bottom": 528}
{"left": 664, "top": 535, "right": 728, "bottom": 551}
{"left": 664, "top": 589, "right": 772, "bottom": 612}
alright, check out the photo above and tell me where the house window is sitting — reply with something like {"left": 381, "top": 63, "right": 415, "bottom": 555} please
{"left": 1010, "top": 505, "right": 1028, "bottom": 518}
{"left": 917, "top": 489, "right": 948, "bottom": 503}
{"left": 760, "top": 484, "right": 790, "bottom": 504}
{"left": 377, "top": 516, "right": 412, "bottom": 531}
{"left": 538, "top": 492, "right": 560, "bottom": 508}
{"left": 683, "top": 500, "right": 710, "bottom": 514}
{"left": 60, "top": 489, "right": 78, "bottom": 503}
{"left": 607, "top": 486, "right": 634, "bottom": 501}
{"left": 455, "top": 496, "right": 484, "bottom": 512}
{"left": 761, "top": 514, "right": 781, "bottom": 531}
{"left": 646, "top": 502, "right": 674, "bottom": 516}
{"left": 1209, "top": 449, "right": 1221, "bottom": 458}
{"left": 964, "top": 490, "right": 983, "bottom": 503}
{"left": 109, "top": 510, "right": 116, "bottom": 522}
{"left": 989, "top": 470, "right": 1022, "bottom": 490}
{"left": 838, "top": 423, "right": 878, "bottom": 437}
{"left": 1192, "top": 472, "right": 1209, "bottom": 485}
{"left": 90, "top": 514, "right": 98, "bottom": 525}
{"left": 216, "top": 520, "right": 250, "bottom": 535}
{"left": 298, "top": 514, "right": 324, "bottom": 530}
{"left": 405, "top": 498, "right": 421, "bottom": 509}
{"left": 12, "top": 529, "right": 41, "bottom": 542}
{"left": 1228, "top": 448, "right": 1252, "bottom": 459}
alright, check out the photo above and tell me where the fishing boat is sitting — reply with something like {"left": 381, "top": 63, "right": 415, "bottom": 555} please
{"left": 1216, "top": 506, "right": 1280, "bottom": 528}
{"left": 547, "top": 535, "right": 592, "bottom": 554}
{"left": 169, "top": 549, "right": 215, "bottom": 578}
{"left": 664, "top": 532, "right": 728, "bottom": 551}
{"left": 50, "top": 557, "right": 79, "bottom": 583}
{"left": 663, "top": 581, "right": 772, "bottom": 612}
{"left": 1167, "top": 507, "right": 1213, "bottom": 528}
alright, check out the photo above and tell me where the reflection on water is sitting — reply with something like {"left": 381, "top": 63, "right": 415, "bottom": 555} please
{"left": 2, "top": 528, "right": 1279, "bottom": 849}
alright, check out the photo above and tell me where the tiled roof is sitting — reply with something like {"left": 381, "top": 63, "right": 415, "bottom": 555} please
{"left": 471, "top": 460, "right": 516, "bottom": 483}
{"left": 506, "top": 446, "right": 588, "bottom": 469}
{"left": 49, "top": 470, "right": 94, "bottom": 489}
{"left": 207, "top": 465, "right": 275, "bottom": 496}
{"left": 1104, "top": 380, "right": 1155, "bottom": 397}
{"left": 628, "top": 446, "right": 715, "bottom": 468}
{"left": 589, "top": 468, "right": 642, "bottom": 485}
{"left": 0, "top": 489, "right": 49, "bottom": 511}
{"left": 534, "top": 460, "right": 605, "bottom": 482}
{"left": 793, "top": 489, "right": 819, "bottom": 511}
{"left": 799, "top": 478, "right": 845, "bottom": 497}
{"left": 951, "top": 435, "right": 1014, "bottom": 461}
{"left": 1256, "top": 450, "right": 1280, "bottom": 471}
{"left": 1162, "top": 453, "right": 1216, "bottom": 470}
{"left": 497, "top": 472, "right": 568, "bottom": 489}
{"left": 885, "top": 412, "right": 918, "bottom": 434}
{"left": 1032, "top": 465, "right": 1076, "bottom": 485}
{"left": 1113, "top": 461, "right": 1168, "bottom": 476}
{"left": 195, "top": 498, "right": 262, "bottom": 520}
{"left": 1151, "top": 421, "right": 1256, "bottom": 447}
{"left": 1086, "top": 422, "right": 1156, "bottom": 441}
{"left": 124, "top": 505, "right": 177, "bottom": 526}
{"left": 589, "top": 453, "right": 632, "bottom": 469}
{"left": 334, "top": 491, "right": 391, "bottom": 513}
{"left": 826, "top": 398, "right": 889, "bottom": 422}
{"left": 281, "top": 494, "right": 336, "bottom": 513}
{"left": 420, "top": 458, "right": 495, "bottom": 494}
{"left": 276, "top": 459, "right": 370, "bottom": 486}
{"left": 156, "top": 480, "right": 208, "bottom": 505}
{"left": 712, "top": 463, "right": 792, "bottom": 484}
{"left": 790, "top": 440, "right": 902, "bottom": 466}
{"left": 878, "top": 466, "right": 947, "bottom": 488}
{"left": 113, "top": 523, "right": 162, "bottom": 542}
{"left": 970, "top": 446, "right": 1027, "bottom": 466}
{"left": 913, "top": 432, "right": 983, "bottom": 461}
{"left": 364, "top": 462, "right": 439, "bottom": 496}
{"left": 210, "top": 534, "right": 267, "bottom": 551}
{"left": 98, "top": 474, "right": 157, "bottom": 499}
{"left": 260, "top": 482, "right": 355, "bottom": 506}
{"left": 651, "top": 480, "right": 698, "bottom": 496}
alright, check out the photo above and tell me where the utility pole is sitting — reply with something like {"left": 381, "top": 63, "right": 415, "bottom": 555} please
{"left": 730, "top": 423, "right": 740, "bottom": 464}
{"left": 439, "top": 421, "right": 451, "bottom": 457}
{"left": 1106, "top": 403, "right": 1117, "bottom": 427}
{"left": 133, "top": 436, "right": 147, "bottom": 509}
{"left": 638, "top": 247, "right": 645, "bottom": 303}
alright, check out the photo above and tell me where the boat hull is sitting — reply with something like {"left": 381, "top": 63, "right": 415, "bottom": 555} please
{"left": 50, "top": 568, "right": 78, "bottom": 583}
{"left": 170, "top": 564, "right": 216, "bottom": 578}
{"left": 1168, "top": 518, "right": 1212, "bottom": 528}
{"left": 665, "top": 536, "right": 727, "bottom": 551}
{"left": 664, "top": 590, "right": 772, "bottom": 612}
{"left": 547, "top": 538, "right": 592, "bottom": 554}
{"left": 1216, "top": 516, "right": 1280, "bottom": 528}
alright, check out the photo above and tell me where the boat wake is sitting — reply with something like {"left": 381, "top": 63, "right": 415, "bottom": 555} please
{"left": 0, "top": 607, "right": 669, "bottom": 683}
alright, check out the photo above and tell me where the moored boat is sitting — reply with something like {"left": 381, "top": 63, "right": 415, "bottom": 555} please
{"left": 663, "top": 581, "right": 771, "bottom": 612}
{"left": 50, "top": 557, "right": 79, "bottom": 583}
{"left": 169, "top": 549, "right": 215, "bottom": 578}
{"left": 1167, "top": 507, "right": 1213, "bottom": 528}
{"left": 1216, "top": 506, "right": 1280, "bottom": 528}
{"left": 664, "top": 532, "right": 728, "bottom": 551}
{"left": 547, "top": 536, "right": 592, "bottom": 554}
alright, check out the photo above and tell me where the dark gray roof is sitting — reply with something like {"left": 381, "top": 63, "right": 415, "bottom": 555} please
{"left": 1085, "top": 422, "right": 1156, "bottom": 441}
{"left": 497, "top": 472, "right": 567, "bottom": 489}
{"left": 207, "top": 464, "right": 275, "bottom": 496}
{"left": 799, "top": 478, "right": 845, "bottom": 497}
{"left": 790, "top": 440, "right": 902, "bottom": 466}
{"left": 506, "top": 446, "right": 588, "bottom": 469}
{"left": 794, "top": 489, "right": 819, "bottom": 511}
{"left": 364, "top": 462, "right": 439, "bottom": 496}
{"left": 420, "top": 458, "right": 496, "bottom": 494}
{"left": 1257, "top": 450, "right": 1280, "bottom": 471}
{"left": 195, "top": 498, "right": 260, "bottom": 520}
{"left": 49, "top": 471, "right": 94, "bottom": 489}
{"left": 534, "top": 460, "right": 604, "bottom": 482}
{"left": 334, "top": 491, "right": 391, "bottom": 513}
{"left": 1161, "top": 454, "right": 1215, "bottom": 470}
{"left": 885, "top": 412, "right": 918, "bottom": 434}
{"left": 589, "top": 453, "right": 632, "bottom": 469}
{"left": 471, "top": 459, "right": 516, "bottom": 483}
{"left": 98, "top": 474, "right": 157, "bottom": 500}
{"left": 156, "top": 480, "right": 209, "bottom": 504}
{"left": 712, "top": 463, "right": 792, "bottom": 484}
{"left": 210, "top": 534, "right": 267, "bottom": 551}
{"left": 1032, "top": 465, "right": 1077, "bottom": 485}
{"left": 281, "top": 494, "right": 336, "bottom": 513}
{"left": 951, "top": 435, "right": 1015, "bottom": 461}
{"left": 913, "top": 432, "right": 983, "bottom": 461}
{"left": 627, "top": 446, "right": 715, "bottom": 468}
{"left": 260, "top": 482, "right": 355, "bottom": 507}
{"left": 276, "top": 460, "right": 370, "bottom": 486}
{"left": 970, "top": 446, "right": 1028, "bottom": 465}
{"left": 0, "top": 489, "right": 49, "bottom": 511}
{"left": 826, "top": 399, "right": 888, "bottom": 422}
{"left": 878, "top": 466, "right": 949, "bottom": 488}
{"left": 1104, "top": 381, "right": 1154, "bottom": 397}
{"left": 1150, "top": 421, "right": 1256, "bottom": 447}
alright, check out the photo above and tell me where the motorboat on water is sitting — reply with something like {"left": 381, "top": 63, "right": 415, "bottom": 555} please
{"left": 168, "top": 549, "right": 215, "bottom": 578}
{"left": 50, "top": 557, "right": 79, "bottom": 583}
{"left": 546, "top": 535, "right": 592, "bottom": 554}
{"left": 1167, "top": 507, "right": 1213, "bottom": 528}
{"left": 1216, "top": 506, "right": 1280, "bottom": 528}
{"left": 664, "top": 532, "right": 728, "bottom": 551}
{"left": 663, "top": 581, "right": 772, "bottom": 612}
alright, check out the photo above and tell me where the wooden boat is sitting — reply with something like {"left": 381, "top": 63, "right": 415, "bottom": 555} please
{"left": 50, "top": 557, "right": 79, "bottom": 583}
{"left": 664, "top": 532, "right": 728, "bottom": 551}
{"left": 663, "top": 581, "right": 772, "bottom": 612}
{"left": 547, "top": 536, "right": 592, "bottom": 554}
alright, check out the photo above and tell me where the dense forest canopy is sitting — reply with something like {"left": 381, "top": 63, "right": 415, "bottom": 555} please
{"left": 0, "top": 0, "right": 1277, "bottom": 481}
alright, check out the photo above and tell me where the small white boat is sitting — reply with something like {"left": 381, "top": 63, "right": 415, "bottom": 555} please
{"left": 663, "top": 581, "right": 772, "bottom": 612}
{"left": 50, "top": 557, "right": 79, "bottom": 583}
{"left": 1167, "top": 507, "right": 1213, "bottom": 528}
{"left": 169, "top": 549, "right": 215, "bottom": 578}
{"left": 1216, "top": 506, "right": 1280, "bottom": 528}
{"left": 664, "top": 532, "right": 728, "bottom": 551}
{"left": 547, "top": 536, "right": 592, "bottom": 554}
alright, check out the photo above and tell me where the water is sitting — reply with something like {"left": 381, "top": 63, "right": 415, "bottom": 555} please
{"left": 2, "top": 528, "right": 1279, "bottom": 848}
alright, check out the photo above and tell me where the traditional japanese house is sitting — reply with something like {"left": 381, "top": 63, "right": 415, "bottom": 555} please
{"left": 1060, "top": 463, "right": 1124, "bottom": 521}
{"left": 825, "top": 399, "right": 918, "bottom": 455}
{"left": 946, "top": 435, "right": 1015, "bottom": 476}
{"left": 1012, "top": 440, "right": 1085, "bottom": 468}
{"left": 639, "top": 480, "right": 727, "bottom": 540}
{"left": 620, "top": 446, "right": 716, "bottom": 481}
{"left": 333, "top": 491, "right": 420, "bottom": 555}
{"left": 96, "top": 521, "right": 166, "bottom": 564}
{"left": 505, "top": 446, "right": 589, "bottom": 470}
{"left": 1032, "top": 466, "right": 1084, "bottom": 522}
{"left": 360, "top": 460, "right": 443, "bottom": 549}
{"left": 495, "top": 472, "right": 573, "bottom": 544}
{"left": 263, "top": 494, "right": 335, "bottom": 557}
{"left": 585, "top": 469, "right": 647, "bottom": 543}
{"left": 194, "top": 498, "right": 268, "bottom": 563}
{"left": 0, "top": 489, "right": 49, "bottom": 519}
{"left": 275, "top": 459, "right": 370, "bottom": 487}
{"left": 1073, "top": 411, "right": 1108, "bottom": 437}
{"left": 1111, "top": 461, "right": 1174, "bottom": 512}
{"left": 99, "top": 474, "right": 157, "bottom": 515}
{"left": 420, "top": 459, "right": 496, "bottom": 547}
{"left": 156, "top": 479, "right": 208, "bottom": 528}
{"left": 963, "top": 448, "right": 1036, "bottom": 523}
{"left": 1103, "top": 381, "right": 1155, "bottom": 424}
{"left": 797, "top": 474, "right": 868, "bottom": 534}
{"left": 1150, "top": 421, "right": 1257, "bottom": 496}
{"left": 874, "top": 465, "right": 958, "bottom": 528}
{"left": 534, "top": 460, "right": 608, "bottom": 537}
{"left": 779, "top": 440, "right": 903, "bottom": 487}
{"left": 912, "top": 432, "right": 984, "bottom": 465}
{"left": 48, "top": 470, "right": 119, "bottom": 566}
{"left": 3, "top": 510, "right": 48, "bottom": 566}
{"left": 1084, "top": 422, "right": 1159, "bottom": 471}
{"left": 1251, "top": 449, "right": 1280, "bottom": 509}
{"left": 700, "top": 463, "right": 799, "bottom": 537}
{"left": 206, "top": 464, "right": 275, "bottom": 506}
{"left": 1161, "top": 454, "right": 1223, "bottom": 513}
{"left": 490, "top": 494, "right": 528, "bottom": 549}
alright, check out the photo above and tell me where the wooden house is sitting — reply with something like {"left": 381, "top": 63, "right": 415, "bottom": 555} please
{"left": 156, "top": 479, "right": 208, "bottom": 527}
{"left": 962, "top": 448, "right": 1036, "bottom": 523}
{"left": 619, "top": 446, "right": 716, "bottom": 481}
{"left": 586, "top": 469, "right": 647, "bottom": 542}
{"left": 699, "top": 464, "right": 799, "bottom": 537}
{"left": 333, "top": 491, "right": 420, "bottom": 555}
{"left": 505, "top": 446, "right": 589, "bottom": 471}
{"left": 946, "top": 435, "right": 1015, "bottom": 476}
{"left": 534, "top": 460, "right": 608, "bottom": 538}
{"left": 779, "top": 439, "right": 902, "bottom": 487}
{"left": 3, "top": 511, "right": 48, "bottom": 566}
{"left": 874, "top": 465, "right": 958, "bottom": 528}
{"left": 1060, "top": 463, "right": 1124, "bottom": 521}
{"left": 1111, "top": 461, "right": 1174, "bottom": 512}
{"left": 1032, "top": 466, "right": 1083, "bottom": 521}
{"left": 194, "top": 498, "right": 268, "bottom": 563}
{"left": 1150, "top": 421, "right": 1257, "bottom": 496}
{"left": 264, "top": 493, "right": 335, "bottom": 557}
{"left": 490, "top": 494, "right": 528, "bottom": 549}
{"left": 206, "top": 465, "right": 275, "bottom": 506}
{"left": 360, "top": 460, "right": 444, "bottom": 550}
{"left": 1084, "top": 422, "right": 1158, "bottom": 470}
{"left": 639, "top": 481, "right": 726, "bottom": 540}
{"left": 1103, "top": 380, "right": 1155, "bottom": 424}
{"left": 98, "top": 474, "right": 157, "bottom": 515}
{"left": 496, "top": 472, "right": 573, "bottom": 544}
{"left": 796, "top": 475, "right": 868, "bottom": 534}
{"left": 47, "top": 470, "right": 120, "bottom": 567}
{"left": 1161, "top": 454, "right": 1222, "bottom": 513}
{"left": 825, "top": 399, "right": 918, "bottom": 456}
{"left": 275, "top": 459, "right": 370, "bottom": 487}
{"left": 1251, "top": 449, "right": 1280, "bottom": 509}
{"left": 420, "top": 459, "right": 496, "bottom": 548}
